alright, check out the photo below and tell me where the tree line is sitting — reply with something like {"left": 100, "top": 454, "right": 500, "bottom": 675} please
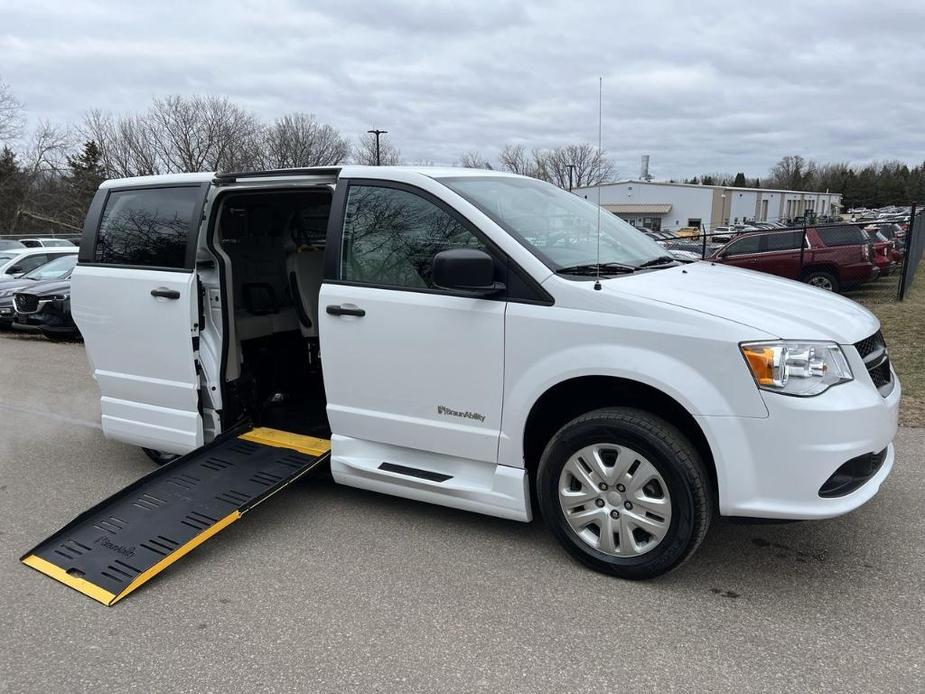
{"left": 0, "top": 81, "right": 408, "bottom": 234}
{"left": 683, "top": 154, "right": 925, "bottom": 210}
{"left": 2, "top": 75, "right": 922, "bottom": 234}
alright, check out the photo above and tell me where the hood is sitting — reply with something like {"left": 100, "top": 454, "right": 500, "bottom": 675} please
{"left": 0, "top": 278, "right": 41, "bottom": 297}
{"left": 602, "top": 262, "right": 879, "bottom": 344}
{"left": 17, "top": 278, "right": 71, "bottom": 298}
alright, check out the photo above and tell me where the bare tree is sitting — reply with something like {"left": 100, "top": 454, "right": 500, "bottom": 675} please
{"left": 768, "top": 155, "right": 817, "bottom": 190}
{"left": 458, "top": 150, "right": 492, "bottom": 169}
{"left": 0, "top": 76, "right": 23, "bottom": 143}
{"left": 6, "top": 121, "right": 74, "bottom": 232}
{"left": 260, "top": 113, "right": 350, "bottom": 168}
{"left": 353, "top": 132, "right": 401, "bottom": 166}
{"left": 83, "top": 109, "right": 158, "bottom": 177}
{"left": 544, "top": 144, "right": 615, "bottom": 189}
{"left": 498, "top": 144, "right": 538, "bottom": 177}
{"left": 83, "top": 95, "right": 263, "bottom": 176}
{"left": 146, "top": 95, "right": 263, "bottom": 172}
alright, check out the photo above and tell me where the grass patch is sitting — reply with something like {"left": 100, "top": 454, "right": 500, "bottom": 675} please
{"left": 846, "top": 273, "right": 924, "bottom": 427}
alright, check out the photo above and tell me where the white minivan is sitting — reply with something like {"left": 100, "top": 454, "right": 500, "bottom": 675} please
{"left": 71, "top": 166, "right": 900, "bottom": 579}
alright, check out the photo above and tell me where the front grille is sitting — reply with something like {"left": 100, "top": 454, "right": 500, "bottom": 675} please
{"left": 854, "top": 330, "right": 893, "bottom": 397}
{"left": 13, "top": 293, "right": 39, "bottom": 314}
{"left": 855, "top": 330, "right": 885, "bottom": 359}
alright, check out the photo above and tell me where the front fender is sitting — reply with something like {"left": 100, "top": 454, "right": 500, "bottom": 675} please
{"left": 498, "top": 302, "right": 769, "bottom": 469}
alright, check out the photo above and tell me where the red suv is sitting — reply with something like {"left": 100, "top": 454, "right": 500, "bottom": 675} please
{"left": 711, "top": 225, "right": 877, "bottom": 292}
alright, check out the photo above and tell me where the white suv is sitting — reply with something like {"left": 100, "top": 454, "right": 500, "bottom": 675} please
{"left": 70, "top": 167, "right": 900, "bottom": 579}
{"left": 0, "top": 246, "right": 79, "bottom": 278}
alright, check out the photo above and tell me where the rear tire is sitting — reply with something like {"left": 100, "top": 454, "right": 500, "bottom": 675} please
{"left": 142, "top": 448, "right": 179, "bottom": 466}
{"left": 536, "top": 407, "right": 712, "bottom": 580}
{"left": 802, "top": 270, "right": 839, "bottom": 292}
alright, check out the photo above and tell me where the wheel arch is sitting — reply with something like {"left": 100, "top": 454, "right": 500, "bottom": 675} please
{"left": 522, "top": 376, "right": 718, "bottom": 501}
{"left": 800, "top": 262, "right": 840, "bottom": 280}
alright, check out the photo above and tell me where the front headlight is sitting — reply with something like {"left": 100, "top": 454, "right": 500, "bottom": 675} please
{"left": 740, "top": 341, "right": 853, "bottom": 397}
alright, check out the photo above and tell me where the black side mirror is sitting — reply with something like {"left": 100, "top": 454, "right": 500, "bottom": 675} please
{"left": 432, "top": 249, "right": 504, "bottom": 297}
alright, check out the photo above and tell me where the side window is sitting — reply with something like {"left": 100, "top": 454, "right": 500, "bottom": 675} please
{"left": 724, "top": 235, "right": 761, "bottom": 255}
{"left": 14, "top": 254, "right": 49, "bottom": 274}
{"left": 95, "top": 186, "right": 201, "bottom": 269}
{"left": 765, "top": 231, "right": 804, "bottom": 252}
{"left": 341, "top": 185, "right": 488, "bottom": 289}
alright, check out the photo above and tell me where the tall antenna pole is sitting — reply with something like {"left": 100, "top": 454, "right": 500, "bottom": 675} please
{"left": 594, "top": 76, "right": 603, "bottom": 291}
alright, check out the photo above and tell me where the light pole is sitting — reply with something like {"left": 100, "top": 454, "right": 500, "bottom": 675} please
{"left": 367, "top": 129, "right": 388, "bottom": 166}
{"left": 567, "top": 164, "right": 577, "bottom": 192}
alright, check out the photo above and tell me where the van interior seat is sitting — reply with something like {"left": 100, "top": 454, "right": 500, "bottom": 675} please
{"left": 229, "top": 234, "right": 299, "bottom": 342}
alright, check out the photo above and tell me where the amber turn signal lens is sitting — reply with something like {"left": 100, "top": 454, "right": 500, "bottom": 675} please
{"left": 742, "top": 346, "right": 776, "bottom": 385}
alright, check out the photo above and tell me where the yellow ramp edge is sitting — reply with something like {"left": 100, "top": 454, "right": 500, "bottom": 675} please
{"left": 22, "top": 555, "right": 117, "bottom": 606}
{"left": 239, "top": 427, "right": 331, "bottom": 457}
{"left": 22, "top": 511, "right": 241, "bottom": 607}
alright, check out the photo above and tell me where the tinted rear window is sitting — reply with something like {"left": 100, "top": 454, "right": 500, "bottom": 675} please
{"left": 95, "top": 186, "right": 200, "bottom": 268}
{"left": 817, "top": 225, "right": 864, "bottom": 247}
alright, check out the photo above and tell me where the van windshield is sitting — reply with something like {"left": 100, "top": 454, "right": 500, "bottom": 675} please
{"left": 437, "top": 175, "right": 669, "bottom": 271}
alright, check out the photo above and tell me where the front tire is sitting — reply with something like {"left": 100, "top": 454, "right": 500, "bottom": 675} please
{"left": 536, "top": 407, "right": 712, "bottom": 580}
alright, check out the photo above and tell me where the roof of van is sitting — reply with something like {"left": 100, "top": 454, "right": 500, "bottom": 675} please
{"left": 99, "top": 166, "right": 525, "bottom": 189}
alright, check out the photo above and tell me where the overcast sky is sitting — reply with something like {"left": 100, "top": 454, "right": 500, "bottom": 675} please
{"left": 1, "top": 0, "right": 923, "bottom": 178}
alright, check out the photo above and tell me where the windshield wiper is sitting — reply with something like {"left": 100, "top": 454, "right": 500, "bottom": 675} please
{"left": 636, "top": 255, "right": 678, "bottom": 269}
{"left": 555, "top": 261, "right": 637, "bottom": 276}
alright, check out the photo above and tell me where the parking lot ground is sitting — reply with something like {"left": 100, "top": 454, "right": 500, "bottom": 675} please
{"left": 1, "top": 334, "right": 923, "bottom": 693}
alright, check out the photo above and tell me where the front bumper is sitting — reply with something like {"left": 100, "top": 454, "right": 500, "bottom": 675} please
{"left": 698, "top": 352, "right": 900, "bottom": 520}
{"left": 11, "top": 300, "right": 77, "bottom": 334}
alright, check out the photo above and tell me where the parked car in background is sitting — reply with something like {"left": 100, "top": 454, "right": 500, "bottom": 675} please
{"left": 639, "top": 228, "right": 720, "bottom": 259}
{"left": 711, "top": 225, "right": 877, "bottom": 292}
{"left": 0, "top": 239, "right": 26, "bottom": 250}
{"left": 12, "top": 276, "right": 79, "bottom": 340}
{"left": 18, "top": 237, "right": 77, "bottom": 248}
{"left": 709, "top": 226, "right": 736, "bottom": 243}
{"left": 0, "top": 246, "right": 79, "bottom": 278}
{"left": 863, "top": 228, "right": 899, "bottom": 275}
{"left": 864, "top": 222, "right": 906, "bottom": 253}
{"left": 0, "top": 254, "right": 78, "bottom": 329}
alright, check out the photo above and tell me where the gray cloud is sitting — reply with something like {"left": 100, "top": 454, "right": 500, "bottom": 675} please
{"left": 1, "top": 0, "right": 923, "bottom": 178}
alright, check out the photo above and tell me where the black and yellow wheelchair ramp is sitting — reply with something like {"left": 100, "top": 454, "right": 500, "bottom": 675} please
{"left": 21, "top": 427, "right": 330, "bottom": 606}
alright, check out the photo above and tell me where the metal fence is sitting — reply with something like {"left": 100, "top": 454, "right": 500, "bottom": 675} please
{"left": 897, "top": 204, "right": 923, "bottom": 301}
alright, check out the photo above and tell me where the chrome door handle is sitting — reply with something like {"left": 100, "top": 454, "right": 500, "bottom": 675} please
{"left": 151, "top": 288, "right": 181, "bottom": 300}
{"left": 326, "top": 304, "right": 365, "bottom": 317}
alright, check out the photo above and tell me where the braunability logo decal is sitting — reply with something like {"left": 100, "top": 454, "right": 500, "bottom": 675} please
{"left": 437, "top": 405, "right": 486, "bottom": 423}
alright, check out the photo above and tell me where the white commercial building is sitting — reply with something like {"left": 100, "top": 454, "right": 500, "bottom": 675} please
{"left": 574, "top": 180, "right": 843, "bottom": 232}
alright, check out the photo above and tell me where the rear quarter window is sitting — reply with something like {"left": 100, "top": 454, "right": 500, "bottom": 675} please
{"left": 817, "top": 225, "right": 864, "bottom": 247}
{"left": 94, "top": 186, "right": 202, "bottom": 269}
